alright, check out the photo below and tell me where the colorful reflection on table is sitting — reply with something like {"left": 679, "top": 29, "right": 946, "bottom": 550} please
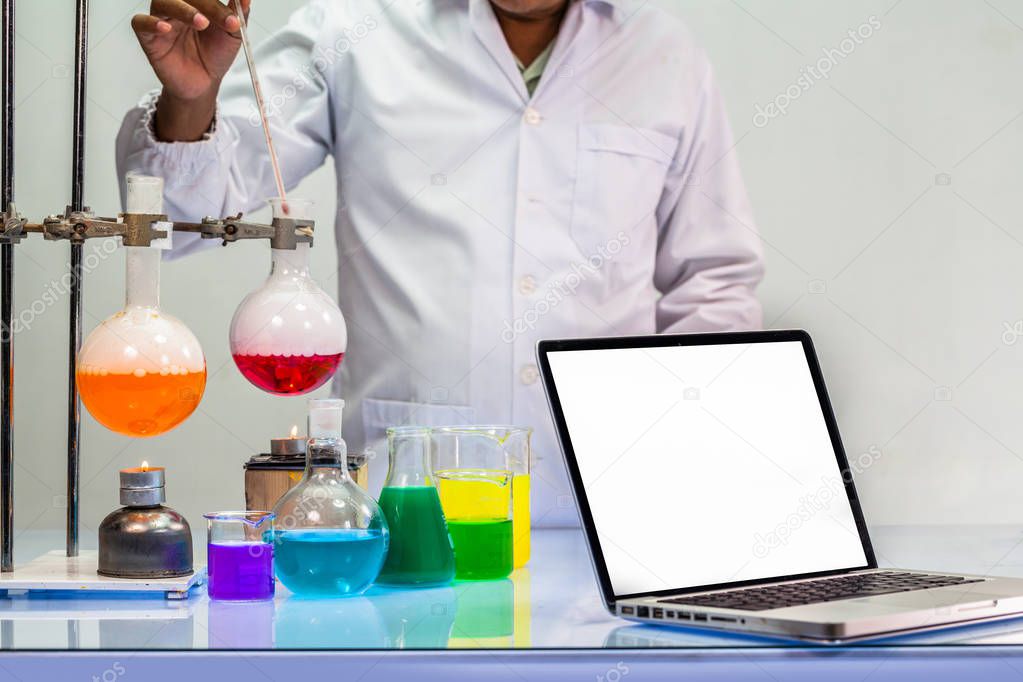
{"left": 266, "top": 568, "right": 532, "bottom": 649}
{"left": 208, "top": 599, "right": 275, "bottom": 649}
{"left": 273, "top": 595, "right": 385, "bottom": 649}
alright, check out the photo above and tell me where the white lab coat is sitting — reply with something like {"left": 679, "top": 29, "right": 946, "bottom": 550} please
{"left": 116, "top": 0, "right": 764, "bottom": 527}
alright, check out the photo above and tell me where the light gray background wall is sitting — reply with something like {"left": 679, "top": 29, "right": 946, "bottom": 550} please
{"left": 3, "top": 0, "right": 1022, "bottom": 543}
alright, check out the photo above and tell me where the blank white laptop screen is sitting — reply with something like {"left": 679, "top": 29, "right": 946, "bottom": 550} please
{"left": 546, "top": 341, "right": 869, "bottom": 597}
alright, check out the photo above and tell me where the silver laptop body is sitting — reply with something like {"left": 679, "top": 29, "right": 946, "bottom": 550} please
{"left": 536, "top": 330, "right": 1023, "bottom": 643}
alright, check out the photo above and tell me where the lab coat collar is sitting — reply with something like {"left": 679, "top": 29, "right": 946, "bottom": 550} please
{"left": 468, "top": 0, "right": 624, "bottom": 104}
{"left": 583, "top": 0, "right": 632, "bottom": 19}
{"left": 469, "top": 0, "right": 531, "bottom": 102}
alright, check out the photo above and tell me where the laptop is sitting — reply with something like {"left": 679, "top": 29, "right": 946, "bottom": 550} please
{"left": 536, "top": 330, "right": 1023, "bottom": 642}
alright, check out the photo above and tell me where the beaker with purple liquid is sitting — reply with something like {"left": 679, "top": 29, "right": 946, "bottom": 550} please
{"left": 204, "top": 511, "right": 276, "bottom": 601}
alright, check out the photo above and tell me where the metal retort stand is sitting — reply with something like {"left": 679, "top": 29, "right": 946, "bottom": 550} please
{"left": 0, "top": 0, "right": 313, "bottom": 597}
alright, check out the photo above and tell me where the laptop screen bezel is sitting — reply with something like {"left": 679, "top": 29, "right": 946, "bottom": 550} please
{"left": 536, "top": 329, "right": 877, "bottom": 609}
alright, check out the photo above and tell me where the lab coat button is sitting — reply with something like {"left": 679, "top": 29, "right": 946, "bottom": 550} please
{"left": 520, "top": 364, "right": 539, "bottom": 386}
{"left": 524, "top": 108, "right": 542, "bottom": 126}
{"left": 518, "top": 275, "right": 538, "bottom": 295}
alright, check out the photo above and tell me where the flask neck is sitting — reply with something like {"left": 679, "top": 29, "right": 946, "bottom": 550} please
{"left": 270, "top": 243, "right": 311, "bottom": 281}
{"left": 304, "top": 437, "right": 351, "bottom": 481}
{"left": 384, "top": 430, "right": 434, "bottom": 488}
{"left": 124, "top": 246, "right": 160, "bottom": 309}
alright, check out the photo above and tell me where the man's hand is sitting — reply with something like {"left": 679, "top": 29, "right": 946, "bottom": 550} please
{"left": 132, "top": 0, "right": 252, "bottom": 141}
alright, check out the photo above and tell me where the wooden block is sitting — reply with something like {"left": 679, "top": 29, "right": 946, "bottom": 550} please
{"left": 244, "top": 464, "right": 369, "bottom": 512}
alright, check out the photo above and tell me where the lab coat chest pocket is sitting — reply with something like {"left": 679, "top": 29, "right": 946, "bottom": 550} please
{"left": 570, "top": 124, "right": 676, "bottom": 258}
{"left": 361, "top": 398, "right": 476, "bottom": 458}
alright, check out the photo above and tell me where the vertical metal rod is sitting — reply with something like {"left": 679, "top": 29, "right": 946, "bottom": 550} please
{"left": 1, "top": 0, "right": 16, "bottom": 573}
{"left": 66, "top": 0, "right": 89, "bottom": 558}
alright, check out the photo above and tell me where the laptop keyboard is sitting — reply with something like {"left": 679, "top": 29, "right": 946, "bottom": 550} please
{"left": 659, "top": 571, "right": 984, "bottom": 612}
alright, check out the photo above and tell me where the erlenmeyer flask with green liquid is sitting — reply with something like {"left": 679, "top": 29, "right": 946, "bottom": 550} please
{"left": 376, "top": 427, "right": 456, "bottom": 586}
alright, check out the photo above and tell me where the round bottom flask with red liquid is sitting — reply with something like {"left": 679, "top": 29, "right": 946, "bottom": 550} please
{"left": 230, "top": 199, "right": 348, "bottom": 396}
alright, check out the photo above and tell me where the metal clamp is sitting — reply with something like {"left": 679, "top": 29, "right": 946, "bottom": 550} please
{"left": 0, "top": 203, "right": 26, "bottom": 244}
{"left": 269, "top": 216, "right": 315, "bottom": 250}
{"left": 24, "top": 207, "right": 130, "bottom": 244}
{"left": 15, "top": 210, "right": 314, "bottom": 249}
{"left": 21, "top": 209, "right": 167, "bottom": 246}
{"left": 119, "top": 212, "right": 170, "bottom": 247}
{"left": 173, "top": 214, "right": 314, "bottom": 249}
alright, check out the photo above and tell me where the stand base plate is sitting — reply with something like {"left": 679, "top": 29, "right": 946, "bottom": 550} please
{"left": 0, "top": 550, "right": 205, "bottom": 599}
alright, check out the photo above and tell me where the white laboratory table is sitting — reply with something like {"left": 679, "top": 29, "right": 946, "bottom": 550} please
{"left": 3, "top": 526, "right": 1023, "bottom": 681}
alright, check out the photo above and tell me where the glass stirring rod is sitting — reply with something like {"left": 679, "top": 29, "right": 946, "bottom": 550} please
{"left": 231, "top": 0, "right": 289, "bottom": 212}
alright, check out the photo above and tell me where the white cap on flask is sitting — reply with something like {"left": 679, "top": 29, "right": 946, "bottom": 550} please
{"left": 308, "top": 398, "right": 345, "bottom": 440}
{"left": 126, "top": 174, "right": 164, "bottom": 214}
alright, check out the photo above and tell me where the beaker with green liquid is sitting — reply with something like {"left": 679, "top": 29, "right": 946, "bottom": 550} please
{"left": 431, "top": 426, "right": 532, "bottom": 568}
{"left": 432, "top": 428, "right": 518, "bottom": 580}
{"left": 376, "top": 426, "right": 456, "bottom": 586}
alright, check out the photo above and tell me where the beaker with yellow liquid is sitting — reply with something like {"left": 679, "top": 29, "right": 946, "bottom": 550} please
{"left": 431, "top": 426, "right": 532, "bottom": 569}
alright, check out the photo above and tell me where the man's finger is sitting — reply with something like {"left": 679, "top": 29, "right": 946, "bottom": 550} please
{"left": 150, "top": 0, "right": 210, "bottom": 30}
{"left": 131, "top": 14, "right": 173, "bottom": 37}
{"left": 188, "top": 0, "right": 243, "bottom": 32}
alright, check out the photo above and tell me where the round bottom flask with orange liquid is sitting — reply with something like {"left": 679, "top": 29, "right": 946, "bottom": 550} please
{"left": 77, "top": 175, "right": 206, "bottom": 437}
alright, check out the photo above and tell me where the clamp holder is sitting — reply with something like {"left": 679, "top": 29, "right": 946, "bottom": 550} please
{"left": 0, "top": 203, "right": 27, "bottom": 245}
{"left": 13, "top": 210, "right": 314, "bottom": 250}
{"left": 173, "top": 214, "right": 314, "bottom": 249}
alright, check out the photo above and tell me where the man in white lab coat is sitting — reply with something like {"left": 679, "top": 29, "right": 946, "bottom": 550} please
{"left": 118, "top": 0, "right": 764, "bottom": 526}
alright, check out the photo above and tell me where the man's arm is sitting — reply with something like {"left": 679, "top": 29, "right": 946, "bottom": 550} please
{"left": 653, "top": 54, "right": 764, "bottom": 332}
{"left": 116, "top": 0, "right": 338, "bottom": 257}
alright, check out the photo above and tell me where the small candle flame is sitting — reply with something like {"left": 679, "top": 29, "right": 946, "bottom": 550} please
{"left": 140, "top": 460, "right": 149, "bottom": 472}
{"left": 289, "top": 425, "right": 298, "bottom": 439}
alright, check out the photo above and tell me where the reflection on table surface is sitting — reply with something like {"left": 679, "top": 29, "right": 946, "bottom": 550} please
{"left": 605, "top": 612, "right": 1023, "bottom": 649}
{"left": 271, "top": 578, "right": 522, "bottom": 650}
{"left": 3, "top": 526, "right": 1023, "bottom": 650}
{"left": 0, "top": 572, "right": 531, "bottom": 650}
